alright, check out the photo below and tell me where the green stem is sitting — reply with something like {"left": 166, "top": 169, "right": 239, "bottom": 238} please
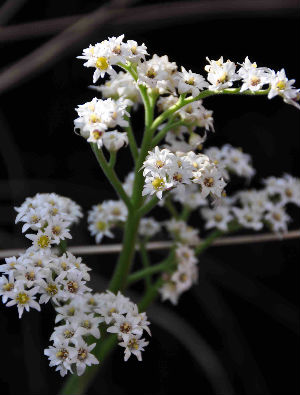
{"left": 151, "top": 119, "right": 185, "bottom": 148}
{"left": 137, "top": 195, "right": 159, "bottom": 218}
{"left": 149, "top": 88, "right": 270, "bottom": 135}
{"left": 108, "top": 209, "right": 140, "bottom": 293}
{"left": 108, "top": 151, "right": 116, "bottom": 169}
{"left": 90, "top": 143, "right": 131, "bottom": 209}
{"left": 180, "top": 205, "right": 191, "bottom": 221}
{"left": 195, "top": 229, "right": 224, "bottom": 256}
{"left": 58, "top": 240, "right": 67, "bottom": 255}
{"left": 127, "top": 261, "right": 170, "bottom": 285}
{"left": 164, "top": 198, "right": 179, "bottom": 219}
{"left": 138, "top": 239, "right": 152, "bottom": 288}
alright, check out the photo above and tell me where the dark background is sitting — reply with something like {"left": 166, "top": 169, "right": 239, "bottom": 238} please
{"left": 0, "top": 1, "right": 299, "bottom": 394}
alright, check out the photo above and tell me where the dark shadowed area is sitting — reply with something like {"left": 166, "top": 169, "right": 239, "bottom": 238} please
{"left": 0, "top": 0, "right": 299, "bottom": 394}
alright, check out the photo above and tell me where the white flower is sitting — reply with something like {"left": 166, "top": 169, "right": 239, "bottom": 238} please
{"left": 193, "top": 164, "right": 226, "bottom": 199}
{"left": 107, "top": 312, "right": 143, "bottom": 342}
{"left": 74, "top": 339, "right": 99, "bottom": 376}
{"left": 103, "top": 130, "right": 128, "bottom": 151}
{"left": 238, "top": 57, "right": 270, "bottom": 92}
{"left": 44, "top": 341, "right": 77, "bottom": 377}
{"left": 6, "top": 283, "right": 41, "bottom": 318}
{"left": 175, "top": 66, "right": 209, "bottom": 96}
{"left": 60, "top": 270, "right": 92, "bottom": 299}
{"left": 92, "top": 71, "right": 141, "bottom": 104}
{"left": 0, "top": 272, "right": 15, "bottom": 303}
{"left": 139, "top": 217, "right": 161, "bottom": 238}
{"left": 38, "top": 273, "right": 66, "bottom": 304}
{"left": 119, "top": 335, "right": 149, "bottom": 361}
{"left": 26, "top": 229, "right": 54, "bottom": 252}
{"left": 159, "top": 281, "right": 180, "bottom": 305}
{"left": 137, "top": 55, "right": 177, "bottom": 93}
{"left": 142, "top": 175, "right": 172, "bottom": 199}
{"left": 50, "top": 321, "right": 85, "bottom": 344}
{"left": 70, "top": 314, "right": 103, "bottom": 339}
{"left": 201, "top": 205, "right": 233, "bottom": 231}
{"left": 264, "top": 204, "right": 290, "bottom": 233}
{"left": 44, "top": 217, "right": 72, "bottom": 244}
{"left": 88, "top": 218, "right": 114, "bottom": 243}
{"left": 268, "top": 69, "right": 300, "bottom": 109}
{"left": 205, "top": 57, "right": 240, "bottom": 90}
{"left": 232, "top": 207, "right": 263, "bottom": 231}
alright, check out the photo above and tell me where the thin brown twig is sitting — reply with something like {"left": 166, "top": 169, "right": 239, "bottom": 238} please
{"left": 0, "top": 0, "right": 27, "bottom": 25}
{"left": 0, "top": 0, "right": 298, "bottom": 42}
{"left": 0, "top": 230, "right": 298, "bottom": 259}
{"left": 0, "top": 0, "right": 134, "bottom": 95}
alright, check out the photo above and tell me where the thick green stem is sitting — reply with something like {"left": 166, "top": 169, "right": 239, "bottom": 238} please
{"left": 91, "top": 144, "right": 131, "bottom": 209}
{"left": 108, "top": 209, "right": 140, "bottom": 293}
{"left": 138, "top": 239, "right": 152, "bottom": 288}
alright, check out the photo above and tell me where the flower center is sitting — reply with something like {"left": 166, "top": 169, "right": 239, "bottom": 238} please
{"left": 250, "top": 75, "right": 260, "bottom": 86}
{"left": 46, "top": 283, "right": 58, "bottom": 296}
{"left": 152, "top": 178, "right": 165, "bottom": 190}
{"left": 92, "top": 130, "right": 103, "bottom": 140}
{"left": 96, "top": 221, "right": 107, "bottom": 231}
{"left": 146, "top": 67, "right": 157, "bottom": 79}
{"left": 56, "top": 348, "right": 69, "bottom": 360}
{"left": 16, "top": 292, "right": 29, "bottom": 305}
{"left": 217, "top": 72, "right": 228, "bottom": 84}
{"left": 185, "top": 77, "right": 195, "bottom": 86}
{"left": 63, "top": 329, "right": 74, "bottom": 339}
{"left": 272, "top": 212, "right": 281, "bottom": 221}
{"left": 120, "top": 322, "right": 131, "bottom": 333}
{"left": 52, "top": 225, "right": 61, "bottom": 235}
{"left": 204, "top": 177, "right": 214, "bottom": 187}
{"left": 276, "top": 80, "right": 286, "bottom": 90}
{"left": 78, "top": 348, "right": 88, "bottom": 361}
{"left": 25, "top": 271, "right": 35, "bottom": 281}
{"left": 96, "top": 57, "right": 109, "bottom": 70}
{"left": 82, "top": 320, "right": 92, "bottom": 329}
{"left": 214, "top": 214, "right": 223, "bottom": 222}
{"left": 3, "top": 283, "right": 14, "bottom": 292}
{"left": 155, "top": 160, "right": 164, "bottom": 168}
{"left": 128, "top": 338, "right": 139, "bottom": 350}
{"left": 37, "top": 235, "right": 50, "bottom": 248}
{"left": 67, "top": 281, "right": 79, "bottom": 293}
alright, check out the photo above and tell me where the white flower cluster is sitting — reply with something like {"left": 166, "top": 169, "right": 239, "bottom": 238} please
{"left": 78, "top": 34, "right": 148, "bottom": 83}
{"left": 87, "top": 200, "right": 128, "bottom": 243}
{"left": 200, "top": 174, "right": 300, "bottom": 233}
{"left": 205, "top": 56, "right": 300, "bottom": 108}
{"left": 1, "top": 194, "right": 151, "bottom": 377}
{"left": 0, "top": 193, "right": 84, "bottom": 320}
{"left": 15, "top": 193, "right": 82, "bottom": 251}
{"left": 159, "top": 244, "right": 198, "bottom": 305}
{"left": 92, "top": 71, "right": 141, "bottom": 106}
{"left": 142, "top": 147, "right": 226, "bottom": 200}
{"left": 45, "top": 290, "right": 150, "bottom": 376}
{"left": 204, "top": 144, "right": 255, "bottom": 180}
{"left": 74, "top": 96, "right": 130, "bottom": 150}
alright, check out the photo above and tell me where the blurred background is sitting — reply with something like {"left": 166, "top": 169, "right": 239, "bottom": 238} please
{"left": 0, "top": 0, "right": 299, "bottom": 394}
